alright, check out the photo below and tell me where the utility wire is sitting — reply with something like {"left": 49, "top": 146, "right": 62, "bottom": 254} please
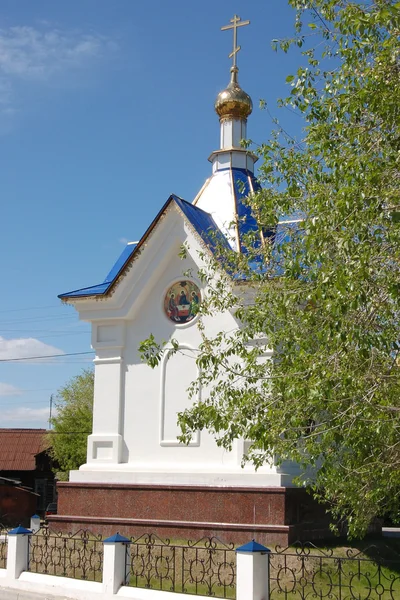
{"left": 0, "top": 430, "right": 92, "bottom": 434}
{"left": 48, "top": 431, "right": 92, "bottom": 434}
{"left": 0, "top": 315, "right": 77, "bottom": 325}
{"left": 0, "top": 304, "right": 61, "bottom": 314}
{"left": 1, "top": 400, "right": 55, "bottom": 407}
{"left": 0, "top": 329, "right": 90, "bottom": 334}
{"left": 0, "top": 351, "right": 94, "bottom": 363}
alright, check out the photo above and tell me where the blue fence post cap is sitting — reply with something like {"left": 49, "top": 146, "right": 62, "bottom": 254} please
{"left": 8, "top": 525, "right": 32, "bottom": 535}
{"left": 104, "top": 532, "right": 130, "bottom": 544}
{"left": 236, "top": 539, "right": 270, "bottom": 553}
{"left": 31, "top": 514, "right": 40, "bottom": 519}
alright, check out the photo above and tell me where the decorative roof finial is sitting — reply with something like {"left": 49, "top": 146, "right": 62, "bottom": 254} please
{"left": 215, "top": 15, "right": 252, "bottom": 120}
{"left": 221, "top": 14, "right": 250, "bottom": 69}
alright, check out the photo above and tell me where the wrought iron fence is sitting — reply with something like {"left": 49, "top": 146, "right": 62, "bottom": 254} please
{"left": 269, "top": 542, "right": 400, "bottom": 600}
{"left": 18, "top": 525, "right": 400, "bottom": 600}
{"left": 0, "top": 524, "right": 7, "bottom": 569}
{"left": 125, "top": 534, "right": 236, "bottom": 598}
{"left": 28, "top": 528, "right": 103, "bottom": 582}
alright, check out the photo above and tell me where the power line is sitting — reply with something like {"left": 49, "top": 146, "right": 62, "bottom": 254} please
{"left": 1, "top": 400, "right": 55, "bottom": 407}
{"left": 0, "top": 429, "right": 91, "bottom": 434}
{"left": 0, "top": 351, "right": 94, "bottom": 363}
{"left": 48, "top": 431, "right": 92, "bottom": 434}
{"left": 4, "top": 387, "right": 55, "bottom": 393}
{"left": 23, "top": 332, "right": 90, "bottom": 340}
{"left": 0, "top": 315, "right": 77, "bottom": 325}
{"left": 0, "top": 329, "right": 90, "bottom": 334}
{"left": 0, "top": 304, "right": 61, "bottom": 314}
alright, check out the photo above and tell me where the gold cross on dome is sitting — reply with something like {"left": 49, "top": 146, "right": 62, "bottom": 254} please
{"left": 221, "top": 14, "right": 250, "bottom": 68}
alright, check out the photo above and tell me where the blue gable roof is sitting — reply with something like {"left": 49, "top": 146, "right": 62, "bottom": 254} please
{"left": 59, "top": 188, "right": 302, "bottom": 300}
{"left": 103, "top": 243, "right": 138, "bottom": 284}
{"left": 59, "top": 243, "right": 138, "bottom": 299}
{"left": 59, "top": 195, "right": 228, "bottom": 300}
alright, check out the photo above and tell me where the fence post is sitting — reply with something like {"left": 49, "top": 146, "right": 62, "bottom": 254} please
{"left": 30, "top": 514, "right": 41, "bottom": 533}
{"left": 236, "top": 539, "right": 271, "bottom": 600}
{"left": 6, "top": 525, "right": 32, "bottom": 580}
{"left": 103, "top": 532, "right": 130, "bottom": 595}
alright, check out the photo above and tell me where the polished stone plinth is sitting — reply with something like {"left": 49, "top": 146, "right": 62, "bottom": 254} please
{"left": 48, "top": 482, "right": 333, "bottom": 545}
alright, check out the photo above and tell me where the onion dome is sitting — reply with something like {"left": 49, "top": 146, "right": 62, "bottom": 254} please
{"left": 215, "top": 65, "right": 253, "bottom": 120}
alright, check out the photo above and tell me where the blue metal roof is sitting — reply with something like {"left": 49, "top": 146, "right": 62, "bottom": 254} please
{"left": 58, "top": 196, "right": 229, "bottom": 300}
{"left": 59, "top": 243, "right": 138, "bottom": 299}
{"left": 236, "top": 539, "right": 270, "bottom": 553}
{"left": 58, "top": 184, "right": 303, "bottom": 300}
{"left": 59, "top": 282, "right": 111, "bottom": 299}
{"left": 104, "top": 532, "right": 130, "bottom": 544}
{"left": 230, "top": 218, "right": 303, "bottom": 281}
{"left": 227, "top": 168, "right": 275, "bottom": 252}
{"left": 8, "top": 525, "right": 32, "bottom": 535}
{"left": 174, "top": 196, "right": 231, "bottom": 253}
{"left": 233, "top": 169, "right": 259, "bottom": 246}
{"left": 103, "top": 243, "right": 138, "bottom": 283}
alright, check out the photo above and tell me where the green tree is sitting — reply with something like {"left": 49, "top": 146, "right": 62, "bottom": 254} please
{"left": 48, "top": 369, "right": 94, "bottom": 481}
{"left": 141, "top": 1, "right": 400, "bottom": 537}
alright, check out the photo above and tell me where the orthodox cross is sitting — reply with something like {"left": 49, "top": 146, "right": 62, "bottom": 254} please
{"left": 221, "top": 14, "right": 250, "bottom": 68}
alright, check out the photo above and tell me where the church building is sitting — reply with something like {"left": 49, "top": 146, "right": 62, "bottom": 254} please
{"left": 51, "top": 16, "right": 330, "bottom": 544}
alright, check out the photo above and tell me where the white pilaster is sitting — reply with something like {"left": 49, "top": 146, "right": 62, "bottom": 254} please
{"left": 86, "top": 322, "right": 126, "bottom": 465}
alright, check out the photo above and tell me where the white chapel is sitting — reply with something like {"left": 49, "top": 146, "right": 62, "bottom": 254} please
{"left": 54, "top": 16, "right": 327, "bottom": 544}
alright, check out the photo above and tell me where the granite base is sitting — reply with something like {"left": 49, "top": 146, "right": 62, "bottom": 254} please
{"left": 48, "top": 482, "right": 336, "bottom": 546}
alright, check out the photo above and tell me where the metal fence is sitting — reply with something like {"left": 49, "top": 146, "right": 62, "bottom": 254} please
{"left": 269, "top": 542, "right": 400, "bottom": 600}
{"left": 28, "top": 528, "right": 103, "bottom": 582}
{"left": 18, "top": 527, "right": 400, "bottom": 600}
{"left": 125, "top": 534, "right": 236, "bottom": 598}
{"left": 0, "top": 524, "right": 7, "bottom": 569}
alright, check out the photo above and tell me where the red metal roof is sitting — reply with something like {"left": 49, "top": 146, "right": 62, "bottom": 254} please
{"left": 0, "top": 429, "right": 49, "bottom": 471}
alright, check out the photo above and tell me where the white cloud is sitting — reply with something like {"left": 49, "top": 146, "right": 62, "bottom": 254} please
{"left": 2, "top": 405, "right": 59, "bottom": 427}
{"left": 0, "top": 336, "right": 64, "bottom": 362}
{"left": 0, "top": 382, "right": 22, "bottom": 396}
{"left": 2, "top": 406, "right": 50, "bottom": 423}
{"left": 0, "top": 26, "right": 108, "bottom": 79}
{"left": 0, "top": 25, "right": 115, "bottom": 115}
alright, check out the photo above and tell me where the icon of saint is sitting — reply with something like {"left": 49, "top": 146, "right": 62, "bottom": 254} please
{"left": 179, "top": 290, "right": 189, "bottom": 305}
{"left": 189, "top": 290, "right": 200, "bottom": 318}
{"left": 168, "top": 293, "right": 179, "bottom": 321}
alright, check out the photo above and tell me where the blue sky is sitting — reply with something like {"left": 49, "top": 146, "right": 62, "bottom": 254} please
{"left": 0, "top": 0, "right": 307, "bottom": 428}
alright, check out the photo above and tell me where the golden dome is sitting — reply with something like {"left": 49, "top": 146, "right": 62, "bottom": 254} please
{"left": 215, "top": 66, "right": 252, "bottom": 120}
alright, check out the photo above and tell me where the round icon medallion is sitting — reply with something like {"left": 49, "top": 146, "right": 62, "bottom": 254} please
{"left": 164, "top": 280, "right": 201, "bottom": 324}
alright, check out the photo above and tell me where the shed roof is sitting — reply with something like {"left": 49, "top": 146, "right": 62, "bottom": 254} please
{"left": 0, "top": 429, "right": 49, "bottom": 471}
